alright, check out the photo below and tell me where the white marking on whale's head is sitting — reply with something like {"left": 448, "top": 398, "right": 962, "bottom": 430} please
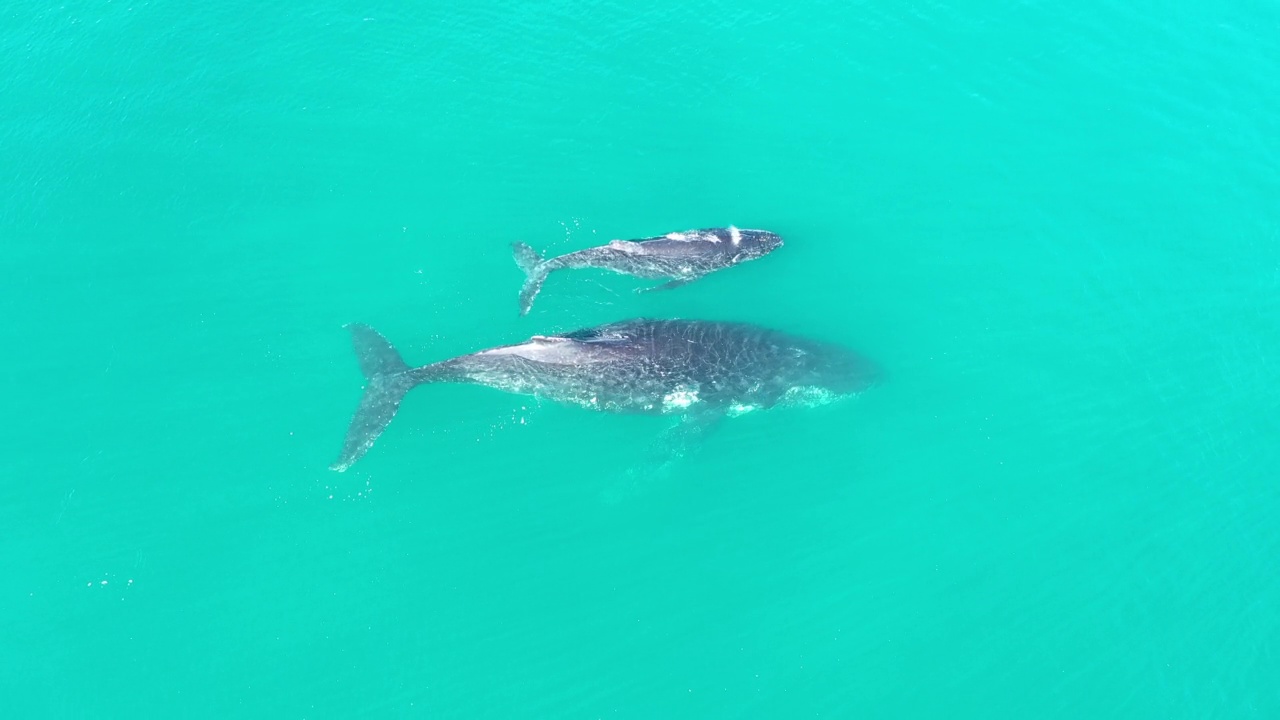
{"left": 665, "top": 232, "right": 688, "bottom": 241}
{"left": 662, "top": 387, "right": 700, "bottom": 412}
{"left": 731, "top": 229, "right": 784, "bottom": 260}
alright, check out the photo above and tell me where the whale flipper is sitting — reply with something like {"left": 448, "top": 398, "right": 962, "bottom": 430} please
{"left": 331, "top": 324, "right": 418, "bottom": 472}
{"left": 638, "top": 278, "right": 695, "bottom": 293}
{"left": 600, "top": 409, "right": 726, "bottom": 504}
{"left": 663, "top": 407, "right": 725, "bottom": 452}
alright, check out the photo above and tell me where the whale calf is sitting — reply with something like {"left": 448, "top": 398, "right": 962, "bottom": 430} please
{"left": 511, "top": 226, "right": 782, "bottom": 315}
{"left": 331, "top": 318, "right": 878, "bottom": 471}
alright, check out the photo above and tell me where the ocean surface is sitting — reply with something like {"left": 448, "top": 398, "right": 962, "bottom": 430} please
{"left": 3, "top": 1, "right": 1278, "bottom": 717}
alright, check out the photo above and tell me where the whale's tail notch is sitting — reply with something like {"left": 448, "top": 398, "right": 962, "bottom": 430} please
{"left": 511, "top": 242, "right": 549, "bottom": 316}
{"left": 331, "top": 323, "right": 418, "bottom": 472}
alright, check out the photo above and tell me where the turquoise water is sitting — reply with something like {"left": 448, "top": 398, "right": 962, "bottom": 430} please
{"left": 4, "top": 1, "right": 1278, "bottom": 717}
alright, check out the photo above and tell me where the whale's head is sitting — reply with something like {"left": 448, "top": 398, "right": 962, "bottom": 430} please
{"left": 727, "top": 227, "right": 783, "bottom": 262}
{"left": 775, "top": 339, "right": 882, "bottom": 407}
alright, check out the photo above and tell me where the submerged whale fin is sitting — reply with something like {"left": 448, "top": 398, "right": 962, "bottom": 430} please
{"left": 331, "top": 324, "right": 417, "bottom": 472}
{"left": 600, "top": 408, "right": 726, "bottom": 505}
{"left": 638, "top": 277, "right": 695, "bottom": 293}
{"left": 511, "top": 242, "right": 550, "bottom": 316}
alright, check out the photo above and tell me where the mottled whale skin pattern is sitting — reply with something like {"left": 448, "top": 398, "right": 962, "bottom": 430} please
{"left": 511, "top": 226, "right": 783, "bottom": 315}
{"left": 330, "top": 318, "right": 879, "bottom": 471}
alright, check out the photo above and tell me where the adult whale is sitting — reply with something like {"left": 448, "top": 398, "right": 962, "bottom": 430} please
{"left": 330, "top": 318, "right": 879, "bottom": 471}
{"left": 511, "top": 226, "right": 783, "bottom": 315}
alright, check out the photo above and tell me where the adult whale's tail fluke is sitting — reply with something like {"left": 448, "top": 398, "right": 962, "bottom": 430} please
{"left": 330, "top": 324, "right": 418, "bottom": 472}
{"left": 511, "top": 242, "right": 549, "bottom": 316}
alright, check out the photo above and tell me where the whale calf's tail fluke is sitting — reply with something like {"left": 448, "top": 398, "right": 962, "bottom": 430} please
{"left": 511, "top": 242, "right": 549, "bottom": 316}
{"left": 330, "top": 324, "right": 418, "bottom": 472}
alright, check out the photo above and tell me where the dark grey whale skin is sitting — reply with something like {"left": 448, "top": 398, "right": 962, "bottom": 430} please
{"left": 330, "top": 318, "right": 879, "bottom": 471}
{"left": 511, "top": 226, "right": 783, "bottom": 315}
